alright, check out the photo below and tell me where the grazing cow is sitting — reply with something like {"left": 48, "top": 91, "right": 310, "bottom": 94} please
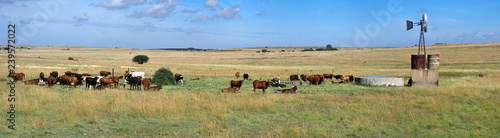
{"left": 175, "top": 73, "right": 184, "bottom": 85}
{"left": 334, "top": 75, "right": 343, "bottom": 80}
{"left": 221, "top": 87, "right": 239, "bottom": 93}
{"left": 50, "top": 71, "right": 58, "bottom": 78}
{"left": 8, "top": 72, "right": 25, "bottom": 83}
{"left": 479, "top": 74, "right": 484, "bottom": 78}
{"left": 47, "top": 76, "right": 57, "bottom": 86}
{"left": 300, "top": 74, "right": 307, "bottom": 82}
{"left": 148, "top": 85, "right": 162, "bottom": 91}
{"left": 323, "top": 74, "right": 334, "bottom": 79}
{"left": 243, "top": 73, "right": 250, "bottom": 80}
{"left": 190, "top": 78, "right": 200, "bottom": 81}
{"left": 253, "top": 80, "right": 271, "bottom": 94}
{"left": 280, "top": 86, "right": 298, "bottom": 94}
{"left": 24, "top": 79, "right": 39, "bottom": 85}
{"left": 306, "top": 75, "right": 325, "bottom": 85}
{"left": 85, "top": 77, "right": 99, "bottom": 90}
{"left": 100, "top": 71, "right": 111, "bottom": 77}
{"left": 289, "top": 75, "right": 300, "bottom": 81}
{"left": 235, "top": 72, "right": 240, "bottom": 79}
{"left": 100, "top": 77, "right": 116, "bottom": 89}
{"left": 126, "top": 76, "right": 141, "bottom": 90}
{"left": 142, "top": 78, "right": 152, "bottom": 90}
{"left": 230, "top": 80, "right": 244, "bottom": 88}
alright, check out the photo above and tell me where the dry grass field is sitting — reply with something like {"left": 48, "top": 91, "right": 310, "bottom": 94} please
{"left": 1, "top": 43, "right": 499, "bottom": 137}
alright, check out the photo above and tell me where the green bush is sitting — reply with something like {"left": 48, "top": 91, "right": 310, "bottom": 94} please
{"left": 315, "top": 48, "right": 325, "bottom": 51}
{"left": 262, "top": 49, "right": 268, "bottom": 52}
{"left": 68, "top": 57, "right": 74, "bottom": 60}
{"left": 302, "top": 48, "right": 314, "bottom": 51}
{"left": 152, "top": 67, "right": 175, "bottom": 85}
{"left": 132, "top": 55, "right": 149, "bottom": 64}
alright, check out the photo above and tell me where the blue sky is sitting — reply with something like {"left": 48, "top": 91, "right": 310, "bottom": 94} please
{"left": 1, "top": 0, "right": 499, "bottom": 49}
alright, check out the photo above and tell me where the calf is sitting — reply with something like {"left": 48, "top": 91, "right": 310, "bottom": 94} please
{"left": 341, "top": 76, "right": 351, "bottom": 83}
{"left": 142, "top": 78, "right": 152, "bottom": 90}
{"left": 100, "top": 71, "right": 111, "bottom": 77}
{"left": 235, "top": 72, "right": 240, "bottom": 79}
{"left": 243, "top": 73, "right": 249, "bottom": 80}
{"left": 148, "top": 85, "right": 162, "bottom": 91}
{"left": 230, "top": 80, "right": 244, "bottom": 88}
{"left": 175, "top": 73, "right": 183, "bottom": 85}
{"left": 109, "top": 76, "right": 123, "bottom": 88}
{"left": 8, "top": 72, "right": 25, "bottom": 83}
{"left": 253, "top": 80, "right": 271, "bottom": 94}
{"left": 289, "top": 75, "right": 300, "bottom": 81}
{"left": 281, "top": 86, "right": 298, "bottom": 94}
{"left": 221, "top": 87, "right": 239, "bottom": 93}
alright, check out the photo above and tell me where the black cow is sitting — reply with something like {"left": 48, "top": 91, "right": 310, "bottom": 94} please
{"left": 126, "top": 75, "right": 141, "bottom": 90}
{"left": 85, "top": 77, "right": 98, "bottom": 90}
{"left": 334, "top": 75, "right": 343, "bottom": 80}
{"left": 289, "top": 75, "right": 300, "bottom": 81}
{"left": 243, "top": 73, "right": 250, "bottom": 80}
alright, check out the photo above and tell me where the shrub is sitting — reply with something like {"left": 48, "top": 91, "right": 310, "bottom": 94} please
{"left": 152, "top": 67, "right": 175, "bottom": 85}
{"left": 68, "top": 57, "right": 74, "bottom": 60}
{"left": 132, "top": 55, "right": 149, "bottom": 64}
{"left": 302, "top": 48, "right": 314, "bottom": 51}
{"left": 262, "top": 49, "right": 268, "bottom": 52}
{"left": 316, "top": 48, "right": 325, "bottom": 51}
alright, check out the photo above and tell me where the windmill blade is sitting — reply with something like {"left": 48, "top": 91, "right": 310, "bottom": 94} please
{"left": 406, "top": 20, "right": 413, "bottom": 31}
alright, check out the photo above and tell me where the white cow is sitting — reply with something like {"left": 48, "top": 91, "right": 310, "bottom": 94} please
{"left": 124, "top": 71, "right": 145, "bottom": 83}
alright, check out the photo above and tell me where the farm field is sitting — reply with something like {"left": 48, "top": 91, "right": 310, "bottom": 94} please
{"left": 1, "top": 43, "right": 499, "bottom": 137}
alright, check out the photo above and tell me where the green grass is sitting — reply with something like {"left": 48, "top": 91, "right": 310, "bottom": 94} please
{"left": 0, "top": 43, "right": 499, "bottom": 137}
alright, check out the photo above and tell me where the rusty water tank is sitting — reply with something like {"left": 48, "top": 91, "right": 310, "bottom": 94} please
{"left": 411, "top": 55, "right": 426, "bottom": 69}
{"left": 428, "top": 54, "right": 440, "bottom": 69}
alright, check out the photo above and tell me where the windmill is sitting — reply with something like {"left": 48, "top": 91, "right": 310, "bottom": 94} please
{"left": 407, "top": 13, "right": 428, "bottom": 55}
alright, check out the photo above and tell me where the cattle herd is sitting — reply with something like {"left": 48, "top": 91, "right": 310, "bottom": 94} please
{"left": 221, "top": 72, "right": 355, "bottom": 94}
{"left": 7, "top": 70, "right": 354, "bottom": 94}
{"left": 7, "top": 70, "right": 164, "bottom": 91}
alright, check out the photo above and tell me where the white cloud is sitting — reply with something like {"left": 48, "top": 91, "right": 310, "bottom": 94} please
{"left": 256, "top": 10, "right": 265, "bottom": 16}
{"left": 127, "top": 0, "right": 178, "bottom": 18}
{"left": 96, "top": 0, "right": 146, "bottom": 9}
{"left": 215, "top": 5, "right": 240, "bottom": 19}
{"left": 181, "top": 8, "right": 198, "bottom": 13}
{"left": 73, "top": 12, "right": 89, "bottom": 21}
{"left": 205, "top": 0, "right": 219, "bottom": 7}
{"left": 191, "top": 14, "right": 212, "bottom": 22}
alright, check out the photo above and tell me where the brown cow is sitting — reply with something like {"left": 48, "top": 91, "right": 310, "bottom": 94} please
{"left": 39, "top": 72, "right": 45, "bottom": 79}
{"left": 8, "top": 72, "right": 25, "bottom": 83}
{"left": 65, "top": 71, "right": 72, "bottom": 75}
{"left": 253, "top": 80, "right": 271, "bottom": 94}
{"left": 50, "top": 71, "right": 58, "bottom": 78}
{"left": 148, "top": 85, "right": 162, "bottom": 91}
{"left": 100, "top": 71, "right": 111, "bottom": 77}
{"left": 281, "top": 86, "right": 297, "bottom": 94}
{"left": 306, "top": 75, "right": 325, "bottom": 85}
{"left": 69, "top": 76, "right": 78, "bottom": 88}
{"left": 100, "top": 77, "right": 116, "bottom": 89}
{"left": 82, "top": 73, "right": 91, "bottom": 76}
{"left": 24, "top": 79, "right": 39, "bottom": 85}
{"left": 107, "top": 76, "right": 123, "bottom": 88}
{"left": 289, "top": 75, "right": 300, "bottom": 81}
{"left": 479, "top": 74, "right": 484, "bottom": 78}
{"left": 190, "top": 78, "right": 200, "bottom": 81}
{"left": 60, "top": 75, "right": 72, "bottom": 85}
{"left": 221, "top": 87, "right": 239, "bottom": 93}
{"left": 300, "top": 74, "right": 307, "bottom": 82}
{"left": 47, "top": 76, "right": 57, "bottom": 86}
{"left": 323, "top": 74, "right": 334, "bottom": 79}
{"left": 230, "top": 80, "right": 244, "bottom": 88}
{"left": 341, "top": 76, "right": 351, "bottom": 83}
{"left": 142, "top": 78, "right": 152, "bottom": 90}
{"left": 235, "top": 72, "right": 240, "bottom": 79}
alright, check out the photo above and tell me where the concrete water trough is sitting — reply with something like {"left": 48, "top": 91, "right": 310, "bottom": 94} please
{"left": 355, "top": 76, "right": 404, "bottom": 87}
